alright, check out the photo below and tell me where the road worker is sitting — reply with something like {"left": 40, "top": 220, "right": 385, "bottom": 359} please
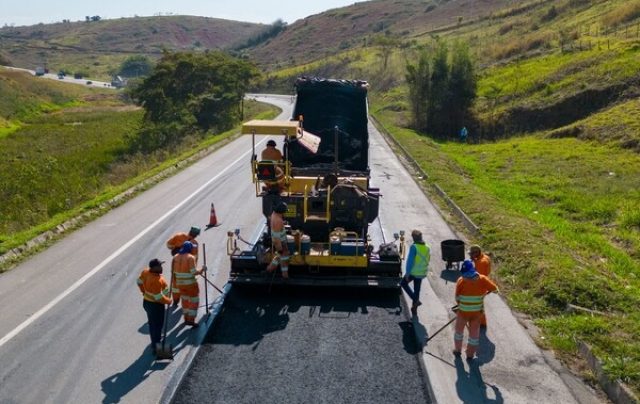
{"left": 137, "top": 258, "right": 172, "bottom": 355}
{"left": 266, "top": 201, "right": 290, "bottom": 279}
{"left": 260, "top": 140, "right": 285, "bottom": 193}
{"left": 166, "top": 226, "right": 200, "bottom": 305}
{"left": 400, "top": 229, "right": 430, "bottom": 315}
{"left": 453, "top": 259, "right": 498, "bottom": 361}
{"left": 261, "top": 139, "right": 284, "bottom": 161}
{"left": 469, "top": 244, "right": 492, "bottom": 327}
{"left": 172, "top": 241, "right": 206, "bottom": 327}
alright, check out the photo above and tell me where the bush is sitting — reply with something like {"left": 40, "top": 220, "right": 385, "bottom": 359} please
{"left": 602, "top": 1, "right": 640, "bottom": 28}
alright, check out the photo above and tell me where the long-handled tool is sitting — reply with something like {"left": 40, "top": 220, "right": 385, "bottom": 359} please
{"left": 198, "top": 272, "right": 226, "bottom": 295}
{"left": 156, "top": 265, "right": 174, "bottom": 360}
{"left": 425, "top": 312, "right": 457, "bottom": 343}
{"left": 203, "top": 243, "right": 209, "bottom": 315}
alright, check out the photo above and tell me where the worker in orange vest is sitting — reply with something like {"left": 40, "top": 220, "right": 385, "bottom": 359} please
{"left": 166, "top": 226, "right": 200, "bottom": 305}
{"left": 172, "top": 241, "right": 206, "bottom": 327}
{"left": 137, "top": 258, "right": 172, "bottom": 355}
{"left": 453, "top": 259, "right": 498, "bottom": 361}
{"left": 469, "top": 244, "right": 492, "bottom": 327}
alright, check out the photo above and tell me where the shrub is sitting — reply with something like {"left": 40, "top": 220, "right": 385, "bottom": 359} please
{"left": 602, "top": 1, "right": 640, "bottom": 28}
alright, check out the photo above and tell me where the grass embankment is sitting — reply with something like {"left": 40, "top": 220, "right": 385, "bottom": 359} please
{"left": 0, "top": 68, "right": 278, "bottom": 263}
{"left": 372, "top": 100, "right": 640, "bottom": 390}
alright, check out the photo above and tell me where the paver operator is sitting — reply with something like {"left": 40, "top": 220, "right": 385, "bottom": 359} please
{"left": 172, "top": 241, "right": 206, "bottom": 327}
{"left": 400, "top": 229, "right": 431, "bottom": 315}
{"left": 260, "top": 139, "right": 285, "bottom": 192}
{"left": 469, "top": 244, "right": 492, "bottom": 327}
{"left": 166, "top": 226, "right": 200, "bottom": 305}
{"left": 453, "top": 259, "right": 498, "bottom": 361}
{"left": 137, "top": 258, "right": 172, "bottom": 355}
{"left": 266, "top": 201, "right": 290, "bottom": 279}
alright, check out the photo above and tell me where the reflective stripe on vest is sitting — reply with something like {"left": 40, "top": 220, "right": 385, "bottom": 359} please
{"left": 410, "top": 244, "right": 430, "bottom": 277}
{"left": 458, "top": 295, "right": 484, "bottom": 312}
{"left": 174, "top": 271, "right": 197, "bottom": 286}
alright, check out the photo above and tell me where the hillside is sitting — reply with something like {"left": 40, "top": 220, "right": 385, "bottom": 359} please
{"left": 0, "top": 67, "right": 112, "bottom": 137}
{"left": 0, "top": 15, "right": 264, "bottom": 79}
{"left": 244, "top": 0, "right": 516, "bottom": 69}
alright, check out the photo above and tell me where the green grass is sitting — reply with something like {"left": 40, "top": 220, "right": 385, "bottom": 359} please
{"left": 0, "top": 98, "right": 278, "bottom": 261}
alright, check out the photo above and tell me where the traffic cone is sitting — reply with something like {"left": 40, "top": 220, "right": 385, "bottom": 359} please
{"left": 206, "top": 203, "right": 220, "bottom": 229}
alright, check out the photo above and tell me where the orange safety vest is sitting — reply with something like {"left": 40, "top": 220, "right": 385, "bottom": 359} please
{"left": 473, "top": 253, "right": 491, "bottom": 277}
{"left": 455, "top": 274, "right": 498, "bottom": 317}
{"left": 173, "top": 254, "right": 198, "bottom": 287}
{"left": 137, "top": 269, "right": 172, "bottom": 304}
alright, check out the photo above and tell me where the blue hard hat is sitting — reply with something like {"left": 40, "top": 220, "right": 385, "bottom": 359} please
{"left": 179, "top": 241, "right": 193, "bottom": 254}
{"left": 461, "top": 259, "right": 477, "bottom": 278}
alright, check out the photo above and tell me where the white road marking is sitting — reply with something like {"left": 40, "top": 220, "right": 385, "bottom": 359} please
{"left": 0, "top": 140, "right": 265, "bottom": 349}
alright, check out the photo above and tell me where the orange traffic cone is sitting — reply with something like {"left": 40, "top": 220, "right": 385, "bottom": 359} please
{"left": 206, "top": 203, "right": 220, "bottom": 229}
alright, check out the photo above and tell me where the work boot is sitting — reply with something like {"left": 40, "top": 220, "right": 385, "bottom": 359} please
{"left": 155, "top": 343, "right": 163, "bottom": 354}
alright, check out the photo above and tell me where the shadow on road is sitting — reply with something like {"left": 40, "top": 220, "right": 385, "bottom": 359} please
{"left": 439, "top": 268, "right": 460, "bottom": 284}
{"left": 476, "top": 328, "right": 496, "bottom": 365}
{"left": 205, "top": 286, "right": 402, "bottom": 348}
{"left": 100, "top": 346, "right": 169, "bottom": 404}
{"left": 455, "top": 356, "right": 504, "bottom": 404}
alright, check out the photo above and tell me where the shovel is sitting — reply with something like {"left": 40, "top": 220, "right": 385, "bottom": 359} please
{"left": 203, "top": 243, "right": 209, "bottom": 316}
{"left": 156, "top": 266, "right": 174, "bottom": 360}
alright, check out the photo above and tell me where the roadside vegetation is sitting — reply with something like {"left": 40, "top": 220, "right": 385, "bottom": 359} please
{"left": 0, "top": 66, "right": 275, "bottom": 262}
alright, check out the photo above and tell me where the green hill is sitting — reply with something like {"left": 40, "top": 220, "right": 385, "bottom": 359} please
{"left": 0, "top": 15, "right": 264, "bottom": 80}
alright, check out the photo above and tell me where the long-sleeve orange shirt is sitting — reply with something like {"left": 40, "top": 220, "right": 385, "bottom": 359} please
{"left": 473, "top": 253, "right": 491, "bottom": 277}
{"left": 455, "top": 274, "right": 498, "bottom": 317}
{"left": 166, "top": 232, "right": 198, "bottom": 257}
{"left": 137, "top": 269, "right": 172, "bottom": 304}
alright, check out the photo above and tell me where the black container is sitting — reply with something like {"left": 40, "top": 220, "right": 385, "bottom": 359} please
{"left": 440, "top": 239, "right": 465, "bottom": 262}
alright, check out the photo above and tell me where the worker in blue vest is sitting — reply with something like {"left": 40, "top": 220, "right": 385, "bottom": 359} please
{"left": 401, "top": 229, "right": 431, "bottom": 315}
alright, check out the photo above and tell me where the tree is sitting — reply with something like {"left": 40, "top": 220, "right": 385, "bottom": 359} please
{"left": 427, "top": 41, "right": 449, "bottom": 136}
{"left": 405, "top": 51, "right": 430, "bottom": 132}
{"left": 130, "top": 51, "right": 260, "bottom": 151}
{"left": 446, "top": 41, "right": 477, "bottom": 135}
{"left": 118, "top": 55, "right": 153, "bottom": 78}
{"left": 372, "top": 34, "right": 400, "bottom": 71}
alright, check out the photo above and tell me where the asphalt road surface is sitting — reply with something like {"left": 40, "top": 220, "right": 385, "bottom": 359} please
{"left": 174, "top": 287, "right": 432, "bottom": 404}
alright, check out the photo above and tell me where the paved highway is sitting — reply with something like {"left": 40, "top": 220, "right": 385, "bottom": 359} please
{"left": 2, "top": 65, "right": 114, "bottom": 89}
{"left": 0, "top": 94, "right": 600, "bottom": 404}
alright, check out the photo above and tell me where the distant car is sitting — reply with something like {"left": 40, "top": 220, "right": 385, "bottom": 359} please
{"left": 86, "top": 81, "right": 92, "bottom": 85}
{"left": 58, "top": 73, "right": 64, "bottom": 79}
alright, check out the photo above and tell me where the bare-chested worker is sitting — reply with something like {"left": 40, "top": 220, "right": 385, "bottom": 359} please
{"left": 266, "top": 201, "right": 289, "bottom": 279}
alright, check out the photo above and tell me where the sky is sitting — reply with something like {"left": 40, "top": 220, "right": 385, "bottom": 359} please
{"left": 1, "top": 0, "right": 358, "bottom": 27}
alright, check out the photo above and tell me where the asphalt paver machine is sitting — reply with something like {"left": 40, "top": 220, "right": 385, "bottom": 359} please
{"left": 227, "top": 77, "right": 405, "bottom": 287}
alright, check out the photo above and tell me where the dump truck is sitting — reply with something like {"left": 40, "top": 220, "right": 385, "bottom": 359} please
{"left": 226, "top": 77, "right": 405, "bottom": 287}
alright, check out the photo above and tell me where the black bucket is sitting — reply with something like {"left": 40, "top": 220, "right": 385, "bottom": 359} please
{"left": 440, "top": 239, "right": 465, "bottom": 262}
